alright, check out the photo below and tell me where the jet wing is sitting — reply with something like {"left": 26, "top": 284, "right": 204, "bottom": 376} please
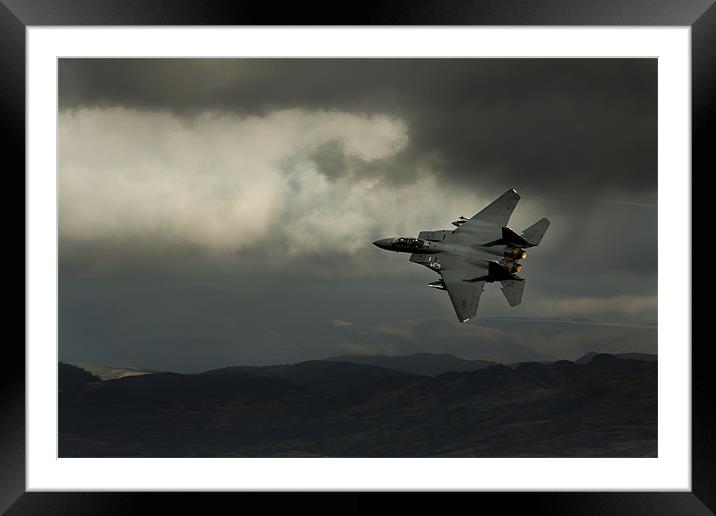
{"left": 441, "top": 270, "right": 485, "bottom": 323}
{"left": 437, "top": 257, "right": 489, "bottom": 322}
{"left": 463, "top": 189, "right": 521, "bottom": 228}
{"left": 447, "top": 189, "right": 521, "bottom": 244}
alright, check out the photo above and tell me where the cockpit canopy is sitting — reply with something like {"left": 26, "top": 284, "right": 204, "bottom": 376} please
{"left": 392, "top": 237, "right": 426, "bottom": 249}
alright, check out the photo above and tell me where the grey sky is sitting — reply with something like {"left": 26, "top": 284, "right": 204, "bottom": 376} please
{"left": 58, "top": 58, "right": 657, "bottom": 372}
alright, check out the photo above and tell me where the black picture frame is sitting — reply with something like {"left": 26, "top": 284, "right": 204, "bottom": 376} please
{"left": 5, "top": 1, "right": 709, "bottom": 513}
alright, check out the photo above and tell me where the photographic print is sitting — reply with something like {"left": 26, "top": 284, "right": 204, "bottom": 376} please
{"left": 58, "top": 58, "right": 657, "bottom": 458}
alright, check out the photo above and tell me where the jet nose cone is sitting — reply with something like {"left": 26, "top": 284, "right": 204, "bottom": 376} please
{"left": 373, "top": 238, "right": 392, "bottom": 250}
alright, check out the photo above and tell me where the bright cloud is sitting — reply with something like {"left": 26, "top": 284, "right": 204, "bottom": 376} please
{"left": 59, "top": 107, "right": 485, "bottom": 258}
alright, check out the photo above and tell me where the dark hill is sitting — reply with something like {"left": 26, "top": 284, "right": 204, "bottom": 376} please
{"left": 59, "top": 362, "right": 100, "bottom": 392}
{"left": 74, "top": 371, "right": 298, "bottom": 405}
{"left": 202, "top": 360, "right": 423, "bottom": 393}
{"left": 575, "top": 351, "right": 658, "bottom": 364}
{"left": 60, "top": 355, "right": 657, "bottom": 458}
{"left": 325, "top": 353, "right": 495, "bottom": 376}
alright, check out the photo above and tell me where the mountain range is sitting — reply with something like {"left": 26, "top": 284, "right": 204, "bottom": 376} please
{"left": 67, "top": 362, "right": 161, "bottom": 380}
{"left": 324, "top": 353, "right": 495, "bottom": 376}
{"left": 59, "top": 352, "right": 657, "bottom": 458}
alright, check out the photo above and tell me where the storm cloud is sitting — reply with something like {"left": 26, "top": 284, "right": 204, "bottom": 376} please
{"left": 58, "top": 58, "right": 657, "bottom": 372}
{"left": 60, "top": 59, "right": 657, "bottom": 196}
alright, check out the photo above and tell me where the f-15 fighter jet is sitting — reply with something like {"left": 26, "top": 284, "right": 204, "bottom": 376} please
{"left": 373, "top": 189, "right": 550, "bottom": 322}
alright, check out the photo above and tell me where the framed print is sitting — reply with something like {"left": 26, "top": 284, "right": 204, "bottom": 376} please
{"left": 5, "top": 0, "right": 710, "bottom": 513}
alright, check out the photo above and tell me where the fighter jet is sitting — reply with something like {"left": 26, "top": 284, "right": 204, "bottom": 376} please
{"left": 373, "top": 189, "right": 550, "bottom": 323}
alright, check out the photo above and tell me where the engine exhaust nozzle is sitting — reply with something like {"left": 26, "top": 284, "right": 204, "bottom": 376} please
{"left": 504, "top": 246, "right": 527, "bottom": 260}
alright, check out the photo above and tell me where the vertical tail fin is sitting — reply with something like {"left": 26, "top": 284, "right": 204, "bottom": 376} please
{"left": 500, "top": 279, "right": 525, "bottom": 307}
{"left": 521, "top": 218, "right": 550, "bottom": 247}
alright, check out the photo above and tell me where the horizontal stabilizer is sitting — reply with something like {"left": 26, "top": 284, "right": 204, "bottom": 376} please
{"left": 521, "top": 218, "right": 550, "bottom": 247}
{"left": 500, "top": 279, "right": 525, "bottom": 307}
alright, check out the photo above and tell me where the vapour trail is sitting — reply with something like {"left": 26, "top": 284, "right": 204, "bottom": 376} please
{"left": 528, "top": 192, "right": 657, "bottom": 208}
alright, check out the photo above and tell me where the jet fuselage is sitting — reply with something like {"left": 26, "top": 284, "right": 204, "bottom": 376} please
{"left": 373, "top": 237, "right": 522, "bottom": 272}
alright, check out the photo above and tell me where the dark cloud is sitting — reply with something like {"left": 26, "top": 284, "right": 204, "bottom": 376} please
{"left": 59, "top": 58, "right": 657, "bottom": 196}
{"left": 58, "top": 58, "right": 657, "bottom": 370}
